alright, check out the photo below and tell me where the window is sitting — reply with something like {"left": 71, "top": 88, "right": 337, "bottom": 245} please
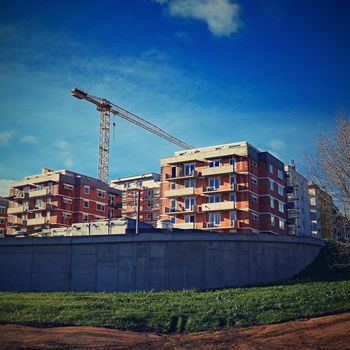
{"left": 269, "top": 164, "right": 273, "bottom": 173}
{"left": 171, "top": 182, "right": 176, "bottom": 189}
{"left": 84, "top": 185, "right": 90, "bottom": 194}
{"left": 230, "top": 211, "right": 235, "bottom": 226}
{"left": 37, "top": 184, "right": 43, "bottom": 190}
{"left": 170, "top": 199, "right": 176, "bottom": 211}
{"left": 209, "top": 159, "right": 220, "bottom": 168}
{"left": 185, "top": 215, "right": 195, "bottom": 223}
{"left": 184, "top": 163, "right": 195, "bottom": 176}
{"left": 310, "top": 197, "right": 316, "bottom": 206}
{"left": 271, "top": 215, "right": 275, "bottom": 226}
{"left": 0, "top": 207, "right": 5, "bottom": 213}
{"left": 109, "top": 195, "right": 115, "bottom": 205}
{"left": 97, "top": 203, "right": 105, "bottom": 212}
{"left": 82, "top": 214, "right": 88, "bottom": 222}
{"left": 83, "top": 200, "right": 89, "bottom": 208}
{"left": 251, "top": 176, "right": 258, "bottom": 185}
{"left": 278, "top": 169, "right": 283, "bottom": 180}
{"left": 108, "top": 208, "right": 114, "bottom": 218}
{"left": 184, "top": 197, "right": 195, "bottom": 210}
{"left": 229, "top": 193, "right": 236, "bottom": 202}
{"left": 171, "top": 166, "right": 177, "bottom": 178}
{"left": 251, "top": 194, "right": 258, "bottom": 203}
{"left": 0, "top": 219, "right": 4, "bottom": 224}
{"left": 63, "top": 183, "right": 73, "bottom": 190}
{"left": 63, "top": 197, "right": 72, "bottom": 204}
{"left": 230, "top": 157, "right": 235, "bottom": 166}
{"left": 97, "top": 189, "right": 106, "bottom": 198}
{"left": 269, "top": 179, "right": 274, "bottom": 191}
{"left": 35, "top": 198, "right": 42, "bottom": 208}
{"left": 209, "top": 212, "right": 221, "bottom": 227}
{"left": 147, "top": 189, "right": 154, "bottom": 197}
{"left": 48, "top": 182, "right": 52, "bottom": 194}
{"left": 62, "top": 212, "right": 71, "bottom": 218}
{"left": 251, "top": 160, "right": 257, "bottom": 167}
{"left": 230, "top": 175, "right": 235, "bottom": 189}
{"left": 35, "top": 212, "right": 42, "bottom": 218}
{"left": 184, "top": 179, "right": 195, "bottom": 188}
{"left": 208, "top": 177, "right": 220, "bottom": 190}
{"left": 171, "top": 216, "right": 176, "bottom": 224}
{"left": 147, "top": 201, "right": 153, "bottom": 209}
{"left": 209, "top": 195, "right": 220, "bottom": 203}
{"left": 278, "top": 201, "right": 284, "bottom": 213}
{"left": 278, "top": 185, "right": 284, "bottom": 196}
{"left": 252, "top": 213, "right": 259, "bottom": 221}
{"left": 279, "top": 219, "right": 285, "bottom": 230}
{"left": 270, "top": 197, "right": 275, "bottom": 208}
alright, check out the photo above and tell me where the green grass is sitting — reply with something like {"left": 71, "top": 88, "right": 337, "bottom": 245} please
{"left": 1, "top": 240, "right": 350, "bottom": 333}
{"left": 0, "top": 280, "right": 350, "bottom": 333}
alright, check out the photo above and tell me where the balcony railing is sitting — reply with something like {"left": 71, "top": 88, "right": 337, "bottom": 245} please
{"left": 201, "top": 201, "right": 235, "bottom": 212}
{"left": 173, "top": 222, "right": 195, "bottom": 230}
{"left": 164, "top": 187, "right": 195, "bottom": 197}
{"left": 202, "top": 183, "right": 236, "bottom": 193}
{"left": 29, "top": 188, "right": 48, "bottom": 198}
{"left": 27, "top": 217, "right": 47, "bottom": 226}
{"left": 165, "top": 170, "right": 199, "bottom": 180}
{"left": 7, "top": 217, "right": 26, "bottom": 226}
{"left": 201, "top": 221, "right": 236, "bottom": 229}
{"left": 7, "top": 205, "right": 24, "bottom": 214}
{"left": 201, "top": 164, "right": 234, "bottom": 176}
{"left": 165, "top": 206, "right": 196, "bottom": 214}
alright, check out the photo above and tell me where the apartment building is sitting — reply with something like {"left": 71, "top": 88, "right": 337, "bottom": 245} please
{"left": 285, "top": 161, "right": 311, "bottom": 236}
{"left": 160, "top": 141, "right": 287, "bottom": 234}
{"left": 110, "top": 173, "right": 160, "bottom": 227}
{"left": 0, "top": 197, "right": 8, "bottom": 236}
{"left": 308, "top": 182, "right": 333, "bottom": 239}
{"left": 7, "top": 168, "right": 122, "bottom": 236}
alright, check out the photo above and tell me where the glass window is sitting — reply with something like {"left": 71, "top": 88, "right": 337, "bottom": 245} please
{"left": 271, "top": 215, "right": 275, "bottom": 225}
{"left": 230, "top": 211, "right": 235, "bottom": 226}
{"left": 278, "top": 169, "right": 283, "bottom": 179}
{"left": 209, "top": 195, "right": 220, "bottom": 203}
{"left": 97, "top": 203, "right": 105, "bottom": 211}
{"left": 229, "top": 193, "right": 236, "bottom": 201}
{"left": 209, "top": 212, "right": 221, "bottom": 226}
{"left": 278, "top": 202, "right": 284, "bottom": 213}
{"left": 278, "top": 185, "right": 284, "bottom": 196}
{"left": 269, "top": 164, "right": 273, "bottom": 173}
{"left": 171, "top": 182, "right": 176, "bottom": 189}
{"left": 270, "top": 197, "right": 275, "bottom": 208}
{"left": 209, "top": 159, "right": 220, "bottom": 168}
{"left": 184, "top": 179, "right": 195, "bottom": 188}
{"left": 251, "top": 194, "right": 258, "bottom": 203}
{"left": 269, "top": 179, "right": 274, "bottom": 191}
{"left": 83, "top": 200, "right": 89, "bottom": 208}
{"left": 97, "top": 189, "right": 106, "bottom": 198}
{"left": 230, "top": 157, "right": 235, "bottom": 166}
{"left": 185, "top": 215, "right": 195, "bottom": 223}
{"left": 279, "top": 219, "right": 285, "bottom": 230}
{"left": 251, "top": 160, "right": 257, "bottom": 167}
{"left": 252, "top": 213, "right": 259, "bottom": 221}
{"left": 170, "top": 199, "right": 176, "bottom": 211}
{"left": 184, "top": 163, "right": 195, "bottom": 176}
{"left": 209, "top": 177, "right": 220, "bottom": 190}
{"left": 83, "top": 214, "right": 88, "bottom": 222}
{"left": 84, "top": 185, "right": 90, "bottom": 194}
{"left": 184, "top": 197, "right": 195, "bottom": 210}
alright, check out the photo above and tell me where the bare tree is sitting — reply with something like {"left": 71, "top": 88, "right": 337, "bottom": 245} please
{"left": 306, "top": 114, "right": 350, "bottom": 241}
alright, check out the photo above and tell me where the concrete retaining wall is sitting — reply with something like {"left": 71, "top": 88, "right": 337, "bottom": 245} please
{"left": 0, "top": 232, "right": 324, "bottom": 292}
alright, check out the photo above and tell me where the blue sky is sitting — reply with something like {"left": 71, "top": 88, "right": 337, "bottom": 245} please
{"left": 0, "top": 0, "right": 349, "bottom": 195}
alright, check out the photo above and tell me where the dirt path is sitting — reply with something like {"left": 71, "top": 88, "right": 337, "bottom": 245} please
{"left": 1, "top": 312, "right": 350, "bottom": 349}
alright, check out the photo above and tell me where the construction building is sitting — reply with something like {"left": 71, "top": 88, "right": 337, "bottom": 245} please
{"left": 110, "top": 173, "right": 160, "bottom": 227}
{"left": 308, "top": 182, "right": 333, "bottom": 239}
{"left": 7, "top": 168, "right": 122, "bottom": 236}
{"left": 0, "top": 197, "right": 8, "bottom": 237}
{"left": 285, "top": 161, "right": 311, "bottom": 236}
{"left": 160, "top": 141, "right": 287, "bottom": 234}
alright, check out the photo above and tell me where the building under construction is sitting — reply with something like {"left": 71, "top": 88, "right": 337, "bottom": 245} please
{"left": 110, "top": 173, "right": 160, "bottom": 227}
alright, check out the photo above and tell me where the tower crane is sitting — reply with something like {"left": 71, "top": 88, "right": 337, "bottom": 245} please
{"left": 71, "top": 88, "right": 194, "bottom": 183}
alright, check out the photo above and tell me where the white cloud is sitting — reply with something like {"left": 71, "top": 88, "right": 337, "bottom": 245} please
{"left": 155, "top": 0, "right": 241, "bottom": 37}
{"left": 53, "top": 140, "right": 74, "bottom": 168}
{"left": 54, "top": 140, "right": 69, "bottom": 150}
{"left": 20, "top": 134, "right": 37, "bottom": 144}
{"left": 0, "top": 130, "right": 13, "bottom": 146}
{"left": 268, "top": 139, "right": 286, "bottom": 150}
{"left": 0, "top": 179, "right": 14, "bottom": 197}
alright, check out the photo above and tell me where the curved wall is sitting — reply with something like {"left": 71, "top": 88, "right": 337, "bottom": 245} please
{"left": 0, "top": 232, "right": 324, "bottom": 292}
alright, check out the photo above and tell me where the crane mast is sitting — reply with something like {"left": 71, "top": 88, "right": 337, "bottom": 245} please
{"left": 71, "top": 88, "right": 194, "bottom": 183}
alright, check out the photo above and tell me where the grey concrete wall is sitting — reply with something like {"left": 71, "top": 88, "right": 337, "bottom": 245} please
{"left": 0, "top": 232, "right": 324, "bottom": 292}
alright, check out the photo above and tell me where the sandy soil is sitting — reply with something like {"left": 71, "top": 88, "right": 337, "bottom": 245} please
{"left": 1, "top": 312, "right": 350, "bottom": 350}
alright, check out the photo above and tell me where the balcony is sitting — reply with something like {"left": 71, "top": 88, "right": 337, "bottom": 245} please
{"left": 27, "top": 217, "right": 47, "bottom": 226}
{"left": 201, "top": 201, "right": 235, "bottom": 212}
{"left": 165, "top": 170, "right": 199, "bottom": 180}
{"left": 201, "top": 222, "right": 236, "bottom": 230}
{"left": 29, "top": 203, "right": 52, "bottom": 212}
{"left": 201, "top": 164, "right": 234, "bottom": 176}
{"left": 7, "top": 217, "right": 26, "bottom": 226}
{"left": 202, "top": 183, "right": 236, "bottom": 194}
{"left": 165, "top": 206, "right": 196, "bottom": 215}
{"left": 29, "top": 188, "right": 48, "bottom": 198}
{"left": 7, "top": 205, "right": 24, "bottom": 214}
{"left": 287, "top": 208, "right": 299, "bottom": 218}
{"left": 173, "top": 222, "right": 195, "bottom": 230}
{"left": 164, "top": 187, "right": 195, "bottom": 197}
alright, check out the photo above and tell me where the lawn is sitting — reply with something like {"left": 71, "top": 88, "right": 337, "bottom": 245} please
{"left": 0, "top": 279, "right": 350, "bottom": 333}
